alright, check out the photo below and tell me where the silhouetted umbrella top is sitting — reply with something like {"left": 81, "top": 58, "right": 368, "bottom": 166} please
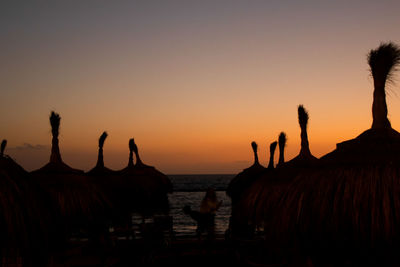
{"left": 131, "top": 138, "right": 172, "bottom": 194}
{"left": 31, "top": 112, "right": 109, "bottom": 225}
{"left": 276, "top": 132, "right": 287, "bottom": 168}
{"left": 283, "top": 105, "right": 318, "bottom": 168}
{"left": 87, "top": 131, "right": 116, "bottom": 176}
{"left": 267, "top": 141, "right": 278, "bottom": 169}
{"left": 227, "top": 142, "right": 268, "bottom": 204}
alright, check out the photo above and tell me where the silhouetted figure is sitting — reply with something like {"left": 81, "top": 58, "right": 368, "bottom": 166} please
{"left": 184, "top": 188, "right": 222, "bottom": 239}
{"left": 183, "top": 206, "right": 215, "bottom": 239}
{"left": 201, "top": 187, "right": 222, "bottom": 214}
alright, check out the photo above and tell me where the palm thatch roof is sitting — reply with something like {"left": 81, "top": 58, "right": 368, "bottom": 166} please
{"left": 86, "top": 132, "right": 132, "bottom": 225}
{"left": 120, "top": 138, "right": 172, "bottom": 216}
{"left": 227, "top": 140, "right": 278, "bottom": 237}
{"left": 226, "top": 142, "right": 266, "bottom": 204}
{"left": 0, "top": 140, "right": 56, "bottom": 265}
{"left": 243, "top": 42, "right": 400, "bottom": 264}
{"left": 234, "top": 105, "right": 318, "bottom": 234}
{"left": 31, "top": 112, "right": 110, "bottom": 232}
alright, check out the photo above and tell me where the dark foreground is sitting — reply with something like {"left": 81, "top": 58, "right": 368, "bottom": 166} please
{"left": 50, "top": 236, "right": 244, "bottom": 267}
{"left": 45, "top": 235, "right": 400, "bottom": 267}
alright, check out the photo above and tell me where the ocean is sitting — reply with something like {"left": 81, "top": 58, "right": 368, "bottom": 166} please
{"left": 168, "top": 174, "right": 234, "bottom": 237}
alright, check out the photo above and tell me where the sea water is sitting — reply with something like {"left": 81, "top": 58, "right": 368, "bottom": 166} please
{"left": 168, "top": 174, "right": 234, "bottom": 237}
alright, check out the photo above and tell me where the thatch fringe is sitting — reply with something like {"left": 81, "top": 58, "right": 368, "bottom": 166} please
{"left": 0, "top": 145, "right": 59, "bottom": 265}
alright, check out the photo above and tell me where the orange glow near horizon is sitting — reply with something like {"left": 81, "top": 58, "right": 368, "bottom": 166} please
{"left": 1, "top": 1, "right": 400, "bottom": 174}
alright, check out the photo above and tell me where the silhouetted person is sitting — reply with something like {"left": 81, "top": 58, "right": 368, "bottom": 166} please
{"left": 200, "top": 187, "right": 222, "bottom": 215}
{"left": 183, "top": 188, "right": 222, "bottom": 239}
{"left": 183, "top": 206, "right": 215, "bottom": 239}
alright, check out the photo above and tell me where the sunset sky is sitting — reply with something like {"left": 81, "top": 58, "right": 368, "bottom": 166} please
{"left": 1, "top": 1, "right": 400, "bottom": 174}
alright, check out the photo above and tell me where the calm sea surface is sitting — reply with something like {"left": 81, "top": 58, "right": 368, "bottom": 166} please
{"left": 168, "top": 174, "right": 234, "bottom": 237}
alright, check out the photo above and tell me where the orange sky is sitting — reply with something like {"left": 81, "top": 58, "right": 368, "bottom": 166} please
{"left": 1, "top": 1, "right": 400, "bottom": 173}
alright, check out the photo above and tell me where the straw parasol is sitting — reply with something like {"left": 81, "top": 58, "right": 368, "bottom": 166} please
{"left": 232, "top": 132, "right": 286, "bottom": 223}
{"left": 31, "top": 112, "right": 109, "bottom": 236}
{"left": 235, "top": 105, "right": 318, "bottom": 235}
{"left": 248, "top": 42, "right": 400, "bottom": 264}
{"left": 226, "top": 142, "right": 266, "bottom": 205}
{"left": 227, "top": 140, "right": 278, "bottom": 238}
{"left": 86, "top": 132, "right": 132, "bottom": 227}
{"left": 120, "top": 138, "right": 172, "bottom": 216}
{"left": 0, "top": 139, "right": 55, "bottom": 265}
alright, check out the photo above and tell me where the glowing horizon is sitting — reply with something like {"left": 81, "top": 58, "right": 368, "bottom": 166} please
{"left": 1, "top": 1, "right": 400, "bottom": 174}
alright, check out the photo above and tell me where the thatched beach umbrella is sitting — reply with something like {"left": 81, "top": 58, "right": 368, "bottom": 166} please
{"left": 227, "top": 141, "right": 277, "bottom": 237}
{"left": 236, "top": 105, "right": 318, "bottom": 234}
{"left": 120, "top": 138, "right": 172, "bottom": 216}
{"left": 0, "top": 139, "right": 55, "bottom": 265}
{"left": 87, "top": 132, "right": 133, "bottom": 226}
{"left": 252, "top": 42, "right": 400, "bottom": 264}
{"left": 226, "top": 142, "right": 266, "bottom": 205}
{"left": 31, "top": 112, "right": 109, "bottom": 235}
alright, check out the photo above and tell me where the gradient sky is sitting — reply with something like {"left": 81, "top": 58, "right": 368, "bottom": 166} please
{"left": 1, "top": 1, "right": 400, "bottom": 174}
